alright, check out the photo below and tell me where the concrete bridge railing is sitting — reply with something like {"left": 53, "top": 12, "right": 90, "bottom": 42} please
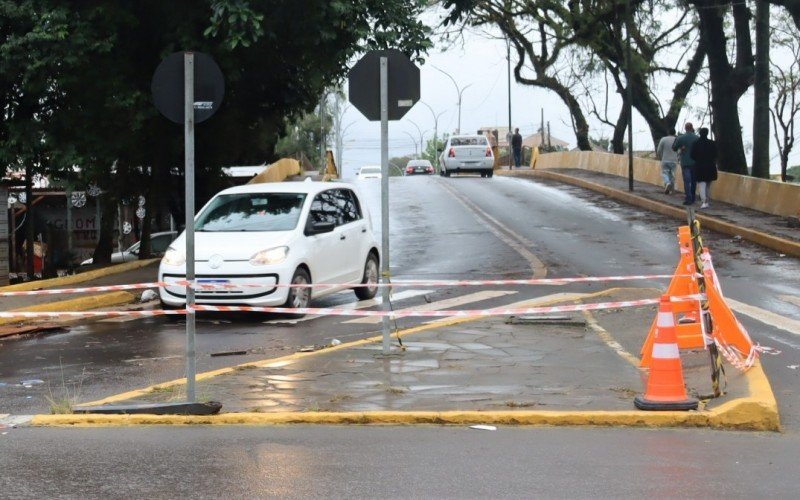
{"left": 537, "top": 151, "right": 799, "bottom": 218}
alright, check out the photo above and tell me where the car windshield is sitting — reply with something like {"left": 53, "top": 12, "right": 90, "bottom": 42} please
{"left": 195, "top": 193, "right": 307, "bottom": 232}
{"left": 360, "top": 167, "right": 381, "bottom": 174}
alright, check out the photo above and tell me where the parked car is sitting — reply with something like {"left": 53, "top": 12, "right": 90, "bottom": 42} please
{"left": 404, "top": 159, "right": 434, "bottom": 176}
{"left": 81, "top": 231, "right": 177, "bottom": 265}
{"left": 158, "top": 182, "right": 380, "bottom": 311}
{"left": 356, "top": 165, "right": 382, "bottom": 180}
{"left": 438, "top": 135, "right": 494, "bottom": 177}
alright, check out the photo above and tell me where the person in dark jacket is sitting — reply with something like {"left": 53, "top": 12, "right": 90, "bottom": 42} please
{"left": 689, "top": 127, "right": 717, "bottom": 209}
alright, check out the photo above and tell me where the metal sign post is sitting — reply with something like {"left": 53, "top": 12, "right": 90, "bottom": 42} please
{"left": 153, "top": 50, "right": 223, "bottom": 405}
{"left": 348, "top": 49, "right": 419, "bottom": 355}
{"left": 379, "top": 57, "right": 391, "bottom": 354}
{"left": 183, "top": 53, "right": 197, "bottom": 402}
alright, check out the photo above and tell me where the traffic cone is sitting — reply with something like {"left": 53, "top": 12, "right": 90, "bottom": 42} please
{"left": 640, "top": 226, "right": 705, "bottom": 367}
{"left": 635, "top": 295, "right": 699, "bottom": 411}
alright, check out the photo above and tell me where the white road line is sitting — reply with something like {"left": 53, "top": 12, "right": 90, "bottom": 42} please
{"left": 437, "top": 180, "right": 547, "bottom": 279}
{"left": 263, "top": 289, "right": 431, "bottom": 325}
{"left": 727, "top": 298, "right": 800, "bottom": 337}
{"left": 343, "top": 290, "right": 517, "bottom": 325}
{"left": 779, "top": 295, "right": 800, "bottom": 308}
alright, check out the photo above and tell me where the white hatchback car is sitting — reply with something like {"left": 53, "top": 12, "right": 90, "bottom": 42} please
{"left": 439, "top": 135, "right": 494, "bottom": 177}
{"left": 158, "top": 182, "right": 380, "bottom": 310}
{"left": 356, "top": 165, "right": 382, "bottom": 179}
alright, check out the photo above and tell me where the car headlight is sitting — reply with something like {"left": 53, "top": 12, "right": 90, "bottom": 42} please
{"left": 249, "top": 246, "right": 289, "bottom": 266}
{"left": 162, "top": 247, "right": 185, "bottom": 266}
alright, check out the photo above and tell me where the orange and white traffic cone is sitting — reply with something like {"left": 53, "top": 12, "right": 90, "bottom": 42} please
{"left": 635, "top": 295, "right": 699, "bottom": 411}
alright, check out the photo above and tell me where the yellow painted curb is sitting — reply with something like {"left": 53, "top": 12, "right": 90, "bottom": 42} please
{"left": 0, "top": 259, "right": 159, "bottom": 292}
{"left": 32, "top": 362, "right": 777, "bottom": 430}
{"left": 501, "top": 169, "right": 800, "bottom": 259}
{"left": 0, "top": 291, "right": 137, "bottom": 328}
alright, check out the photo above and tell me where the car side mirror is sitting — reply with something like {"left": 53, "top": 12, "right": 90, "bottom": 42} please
{"left": 308, "top": 220, "right": 335, "bottom": 235}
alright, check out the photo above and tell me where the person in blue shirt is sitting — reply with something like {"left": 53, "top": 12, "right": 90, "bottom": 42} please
{"left": 672, "top": 122, "right": 699, "bottom": 205}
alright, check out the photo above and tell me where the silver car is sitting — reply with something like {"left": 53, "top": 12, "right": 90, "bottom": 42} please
{"left": 81, "top": 231, "right": 177, "bottom": 265}
{"left": 439, "top": 135, "right": 494, "bottom": 178}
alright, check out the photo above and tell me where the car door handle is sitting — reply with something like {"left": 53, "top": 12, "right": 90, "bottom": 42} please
{"left": 340, "top": 234, "right": 346, "bottom": 240}
{"left": 361, "top": 228, "right": 366, "bottom": 233}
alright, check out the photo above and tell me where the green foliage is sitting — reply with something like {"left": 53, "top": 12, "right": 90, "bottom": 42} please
{"left": 422, "top": 133, "right": 448, "bottom": 164}
{"left": 274, "top": 105, "right": 333, "bottom": 169}
{"left": 787, "top": 165, "right": 800, "bottom": 182}
{"left": 1, "top": 0, "right": 431, "bottom": 262}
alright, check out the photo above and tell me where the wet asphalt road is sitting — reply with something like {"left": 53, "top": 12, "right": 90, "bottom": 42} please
{"left": 2, "top": 426, "right": 799, "bottom": 498}
{"left": 2, "top": 175, "right": 800, "bottom": 419}
{"left": 3, "top": 174, "right": 800, "bottom": 496}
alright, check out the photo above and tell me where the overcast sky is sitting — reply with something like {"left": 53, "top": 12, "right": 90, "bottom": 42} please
{"left": 339, "top": 5, "right": 797, "bottom": 180}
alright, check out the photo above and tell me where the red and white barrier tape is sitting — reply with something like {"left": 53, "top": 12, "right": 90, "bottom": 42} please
{"left": 0, "top": 310, "right": 185, "bottom": 319}
{"left": 0, "top": 294, "right": 704, "bottom": 320}
{"left": 0, "top": 274, "right": 681, "bottom": 297}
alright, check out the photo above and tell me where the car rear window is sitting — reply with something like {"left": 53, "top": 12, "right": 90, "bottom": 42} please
{"left": 196, "top": 193, "right": 307, "bottom": 232}
{"left": 360, "top": 167, "right": 381, "bottom": 174}
{"left": 450, "top": 137, "right": 489, "bottom": 146}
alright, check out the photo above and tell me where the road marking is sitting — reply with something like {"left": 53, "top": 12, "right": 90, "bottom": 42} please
{"left": 344, "top": 290, "right": 517, "bottom": 324}
{"left": 779, "top": 295, "right": 800, "bottom": 308}
{"left": 436, "top": 180, "right": 548, "bottom": 279}
{"left": 727, "top": 298, "right": 800, "bottom": 337}
{"left": 582, "top": 309, "right": 641, "bottom": 368}
{"left": 263, "top": 289, "right": 431, "bottom": 325}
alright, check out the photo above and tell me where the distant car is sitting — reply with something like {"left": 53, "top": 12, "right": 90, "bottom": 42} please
{"left": 356, "top": 166, "right": 382, "bottom": 180}
{"left": 158, "top": 182, "right": 380, "bottom": 311}
{"left": 404, "top": 159, "right": 434, "bottom": 176}
{"left": 81, "top": 231, "right": 177, "bottom": 266}
{"left": 439, "top": 135, "right": 494, "bottom": 178}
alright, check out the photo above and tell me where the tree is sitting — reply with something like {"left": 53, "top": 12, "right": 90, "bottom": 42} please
{"left": 274, "top": 106, "right": 334, "bottom": 169}
{"left": 443, "top": 1, "right": 706, "bottom": 153}
{"left": 770, "top": 11, "right": 800, "bottom": 182}
{"left": 3, "top": 1, "right": 432, "bottom": 266}
{"left": 687, "top": 0, "right": 754, "bottom": 175}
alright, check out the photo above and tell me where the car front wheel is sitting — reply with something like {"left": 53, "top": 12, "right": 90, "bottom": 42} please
{"left": 354, "top": 253, "right": 379, "bottom": 300}
{"left": 284, "top": 267, "right": 311, "bottom": 311}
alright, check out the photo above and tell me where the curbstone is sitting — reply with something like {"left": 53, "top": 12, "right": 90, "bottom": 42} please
{"left": 0, "top": 259, "right": 159, "bottom": 293}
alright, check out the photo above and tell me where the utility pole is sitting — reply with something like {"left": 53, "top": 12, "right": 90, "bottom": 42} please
{"left": 507, "top": 36, "right": 513, "bottom": 169}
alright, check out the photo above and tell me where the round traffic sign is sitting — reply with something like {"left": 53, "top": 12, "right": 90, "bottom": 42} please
{"left": 151, "top": 51, "right": 224, "bottom": 124}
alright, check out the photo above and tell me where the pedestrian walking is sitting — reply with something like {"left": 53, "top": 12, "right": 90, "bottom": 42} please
{"left": 487, "top": 130, "right": 499, "bottom": 169}
{"left": 511, "top": 128, "right": 523, "bottom": 168}
{"left": 656, "top": 128, "right": 678, "bottom": 194}
{"left": 690, "top": 127, "right": 718, "bottom": 209}
{"left": 672, "top": 122, "right": 699, "bottom": 205}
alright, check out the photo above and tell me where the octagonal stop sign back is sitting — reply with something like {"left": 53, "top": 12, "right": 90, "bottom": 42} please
{"left": 348, "top": 49, "right": 420, "bottom": 121}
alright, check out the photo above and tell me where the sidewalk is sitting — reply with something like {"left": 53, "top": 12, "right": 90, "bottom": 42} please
{"left": 499, "top": 167, "right": 800, "bottom": 256}
{"left": 1, "top": 172, "right": 785, "bottom": 429}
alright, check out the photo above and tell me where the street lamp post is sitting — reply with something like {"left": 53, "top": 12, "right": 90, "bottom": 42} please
{"left": 407, "top": 119, "right": 427, "bottom": 159}
{"left": 419, "top": 101, "right": 446, "bottom": 170}
{"left": 403, "top": 131, "right": 419, "bottom": 159}
{"left": 433, "top": 66, "right": 472, "bottom": 134}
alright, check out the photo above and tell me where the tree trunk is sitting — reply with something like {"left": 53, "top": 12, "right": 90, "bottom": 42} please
{"left": 611, "top": 100, "right": 628, "bottom": 154}
{"left": 92, "top": 194, "right": 116, "bottom": 265}
{"left": 24, "top": 164, "right": 34, "bottom": 277}
{"left": 697, "top": 2, "right": 751, "bottom": 175}
{"left": 751, "top": 0, "right": 771, "bottom": 178}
